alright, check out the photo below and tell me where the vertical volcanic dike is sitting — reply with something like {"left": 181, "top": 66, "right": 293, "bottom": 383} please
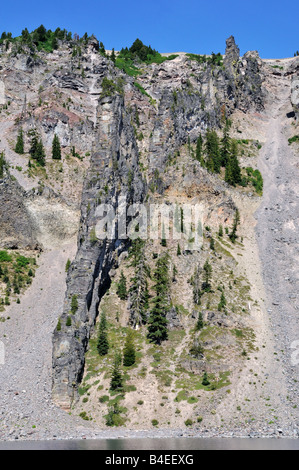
{"left": 52, "top": 92, "right": 145, "bottom": 410}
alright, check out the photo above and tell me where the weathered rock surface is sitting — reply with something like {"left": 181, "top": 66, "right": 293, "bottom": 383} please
{"left": 0, "top": 174, "right": 39, "bottom": 249}
{"left": 291, "top": 75, "right": 299, "bottom": 120}
{"left": 51, "top": 37, "right": 267, "bottom": 409}
{"left": 2, "top": 34, "right": 298, "bottom": 436}
{"left": 52, "top": 89, "right": 146, "bottom": 408}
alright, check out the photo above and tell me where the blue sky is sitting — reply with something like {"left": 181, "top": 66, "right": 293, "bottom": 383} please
{"left": 0, "top": 0, "right": 298, "bottom": 58}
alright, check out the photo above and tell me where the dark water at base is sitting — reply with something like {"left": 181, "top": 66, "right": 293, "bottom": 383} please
{"left": 0, "top": 438, "right": 299, "bottom": 450}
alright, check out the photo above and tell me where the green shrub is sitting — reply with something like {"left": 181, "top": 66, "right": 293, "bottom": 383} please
{"left": 185, "top": 419, "right": 193, "bottom": 427}
{"left": 187, "top": 396, "right": 198, "bottom": 404}
{"left": 189, "top": 340, "right": 204, "bottom": 358}
{"left": 245, "top": 167, "right": 263, "bottom": 195}
{"left": 71, "top": 295, "right": 78, "bottom": 314}
{"left": 16, "top": 255, "right": 30, "bottom": 268}
{"left": 0, "top": 251, "right": 12, "bottom": 263}
{"left": 99, "top": 395, "right": 109, "bottom": 403}
{"left": 65, "top": 259, "right": 71, "bottom": 272}
{"left": 288, "top": 135, "right": 299, "bottom": 145}
{"left": 105, "top": 403, "right": 126, "bottom": 427}
{"left": 79, "top": 411, "right": 90, "bottom": 421}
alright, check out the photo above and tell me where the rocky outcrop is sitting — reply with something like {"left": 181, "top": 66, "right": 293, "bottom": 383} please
{"left": 51, "top": 36, "right": 267, "bottom": 409}
{"left": 137, "top": 37, "right": 265, "bottom": 177}
{"left": 52, "top": 89, "right": 145, "bottom": 409}
{"left": 0, "top": 174, "right": 39, "bottom": 249}
{"left": 291, "top": 75, "right": 299, "bottom": 120}
{"left": 0, "top": 170, "right": 80, "bottom": 250}
{"left": 224, "top": 35, "right": 240, "bottom": 73}
{"left": 224, "top": 36, "right": 264, "bottom": 113}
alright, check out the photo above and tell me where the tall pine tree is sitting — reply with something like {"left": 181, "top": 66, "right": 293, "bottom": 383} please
{"left": 123, "top": 329, "right": 136, "bottom": 367}
{"left": 228, "top": 208, "right": 240, "bottom": 244}
{"left": 110, "top": 351, "right": 123, "bottom": 391}
{"left": 196, "top": 133, "right": 203, "bottom": 161}
{"left": 128, "top": 238, "right": 150, "bottom": 328}
{"left": 15, "top": 128, "right": 24, "bottom": 154}
{"left": 36, "top": 138, "right": 46, "bottom": 166}
{"left": 225, "top": 139, "right": 242, "bottom": 186}
{"left": 147, "top": 253, "right": 170, "bottom": 345}
{"left": 116, "top": 271, "right": 128, "bottom": 300}
{"left": 202, "top": 259, "right": 212, "bottom": 292}
{"left": 205, "top": 129, "right": 221, "bottom": 174}
{"left": 220, "top": 119, "right": 231, "bottom": 167}
{"left": 52, "top": 134, "right": 61, "bottom": 160}
{"left": 191, "top": 265, "right": 202, "bottom": 306}
{"left": 0, "top": 151, "right": 5, "bottom": 179}
{"left": 97, "top": 311, "right": 109, "bottom": 356}
{"left": 29, "top": 129, "right": 46, "bottom": 166}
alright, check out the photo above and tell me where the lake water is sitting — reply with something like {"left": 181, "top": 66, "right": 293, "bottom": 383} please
{"left": 0, "top": 437, "right": 299, "bottom": 450}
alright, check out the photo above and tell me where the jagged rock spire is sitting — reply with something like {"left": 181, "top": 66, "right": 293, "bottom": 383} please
{"left": 224, "top": 35, "right": 240, "bottom": 71}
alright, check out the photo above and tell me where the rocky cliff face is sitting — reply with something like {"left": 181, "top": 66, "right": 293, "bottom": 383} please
{"left": 1, "top": 33, "right": 287, "bottom": 418}
{"left": 52, "top": 82, "right": 146, "bottom": 407}
{"left": 2, "top": 32, "right": 299, "bottom": 436}
{"left": 291, "top": 74, "right": 299, "bottom": 120}
{"left": 0, "top": 173, "right": 39, "bottom": 249}
{"left": 50, "top": 37, "right": 267, "bottom": 409}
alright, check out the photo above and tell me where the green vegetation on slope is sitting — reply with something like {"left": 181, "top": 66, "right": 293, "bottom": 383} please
{"left": 0, "top": 250, "right": 37, "bottom": 312}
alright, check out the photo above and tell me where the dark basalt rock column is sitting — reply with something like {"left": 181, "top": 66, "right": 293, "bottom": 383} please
{"left": 52, "top": 92, "right": 145, "bottom": 409}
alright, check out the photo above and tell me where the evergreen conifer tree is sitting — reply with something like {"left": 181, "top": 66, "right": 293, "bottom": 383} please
{"left": 220, "top": 119, "right": 231, "bottom": 167}
{"left": 21, "top": 28, "right": 30, "bottom": 43}
{"left": 110, "top": 351, "right": 123, "bottom": 391}
{"left": 117, "top": 271, "right": 128, "bottom": 300}
{"left": 15, "top": 128, "right": 24, "bottom": 154}
{"left": 202, "top": 371, "right": 210, "bottom": 386}
{"left": 147, "top": 253, "right": 170, "bottom": 345}
{"left": 218, "top": 291, "right": 226, "bottom": 311}
{"left": 196, "top": 311, "right": 204, "bottom": 331}
{"left": 29, "top": 130, "right": 46, "bottom": 166}
{"left": 29, "top": 129, "right": 38, "bottom": 157}
{"left": 177, "top": 243, "right": 181, "bottom": 256}
{"left": 210, "top": 237, "right": 215, "bottom": 251}
{"left": 123, "top": 329, "right": 136, "bottom": 367}
{"left": 202, "top": 259, "right": 212, "bottom": 292}
{"left": 172, "top": 264, "right": 178, "bottom": 283}
{"left": 128, "top": 238, "right": 150, "bottom": 328}
{"left": 36, "top": 139, "right": 46, "bottom": 166}
{"left": 97, "top": 311, "right": 109, "bottom": 356}
{"left": 51, "top": 36, "right": 59, "bottom": 50}
{"left": 0, "top": 151, "right": 5, "bottom": 179}
{"left": 191, "top": 265, "right": 202, "bottom": 306}
{"left": 110, "top": 48, "right": 116, "bottom": 63}
{"left": 99, "top": 42, "right": 106, "bottom": 56}
{"left": 52, "top": 134, "right": 61, "bottom": 160}
{"left": 161, "top": 223, "right": 167, "bottom": 247}
{"left": 225, "top": 139, "right": 242, "bottom": 186}
{"left": 196, "top": 133, "right": 203, "bottom": 162}
{"left": 205, "top": 129, "right": 221, "bottom": 173}
{"left": 229, "top": 209, "right": 240, "bottom": 244}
